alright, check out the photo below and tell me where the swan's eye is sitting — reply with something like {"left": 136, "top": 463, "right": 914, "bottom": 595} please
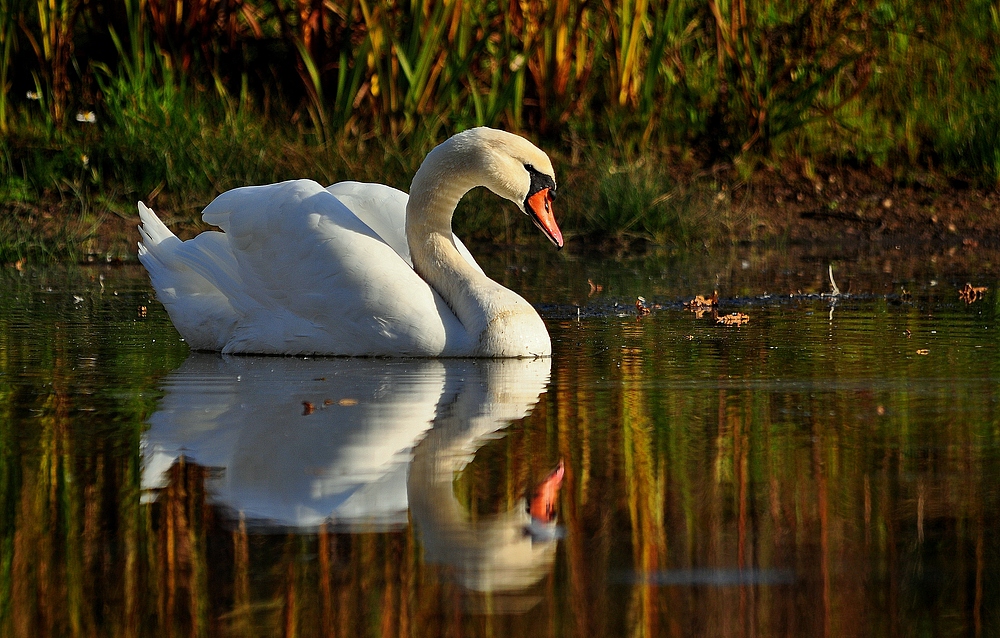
{"left": 524, "top": 164, "right": 556, "bottom": 198}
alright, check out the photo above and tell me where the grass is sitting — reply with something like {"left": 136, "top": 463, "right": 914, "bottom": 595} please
{"left": 1, "top": 0, "right": 1000, "bottom": 261}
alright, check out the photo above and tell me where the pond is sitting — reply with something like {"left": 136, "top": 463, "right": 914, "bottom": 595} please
{"left": 2, "top": 240, "right": 999, "bottom": 637}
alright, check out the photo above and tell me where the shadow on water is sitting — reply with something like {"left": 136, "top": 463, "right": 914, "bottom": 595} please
{"left": 2, "top": 243, "right": 1000, "bottom": 636}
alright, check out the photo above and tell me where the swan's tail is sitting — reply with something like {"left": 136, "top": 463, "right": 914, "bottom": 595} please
{"left": 136, "top": 202, "right": 239, "bottom": 350}
{"left": 136, "top": 201, "right": 184, "bottom": 285}
{"left": 137, "top": 201, "right": 178, "bottom": 250}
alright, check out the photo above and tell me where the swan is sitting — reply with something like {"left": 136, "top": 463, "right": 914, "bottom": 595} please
{"left": 137, "top": 127, "right": 563, "bottom": 357}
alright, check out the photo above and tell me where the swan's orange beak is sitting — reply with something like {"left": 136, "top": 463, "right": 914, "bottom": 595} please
{"left": 528, "top": 460, "right": 565, "bottom": 523}
{"left": 526, "top": 188, "right": 563, "bottom": 249}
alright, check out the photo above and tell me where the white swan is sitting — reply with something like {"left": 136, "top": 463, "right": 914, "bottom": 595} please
{"left": 137, "top": 127, "right": 563, "bottom": 357}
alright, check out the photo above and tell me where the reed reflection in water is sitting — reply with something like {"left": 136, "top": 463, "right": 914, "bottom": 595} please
{"left": 543, "top": 298, "right": 1000, "bottom": 637}
{"left": 3, "top": 261, "right": 1000, "bottom": 636}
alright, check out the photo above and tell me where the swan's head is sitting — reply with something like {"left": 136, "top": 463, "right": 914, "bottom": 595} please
{"left": 420, "top": 127, "right": 564, "bottom": 249}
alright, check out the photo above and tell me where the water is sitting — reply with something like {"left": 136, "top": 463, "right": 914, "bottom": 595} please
{"left": 2, "top": 243, "right": 1000, "bottom": 637}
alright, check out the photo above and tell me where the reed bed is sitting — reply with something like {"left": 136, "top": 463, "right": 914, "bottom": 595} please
{"left": 0, "top": 0, "right": 998, "bottom": 257}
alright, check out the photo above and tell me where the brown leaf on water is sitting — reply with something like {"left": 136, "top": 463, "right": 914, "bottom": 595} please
{"left": 717, "top": 312, "right": 750, "bottom": 326}
{"left": 635, "top": 297, "right": 651, "bottom": 316}
{"left": 959, "top": 282, "right": 987, "bottom": 303}
{"left": 685, "top": 291, "right": 719, "bottom": 318}
{"left": 302, "top": 401, "right": 315, "bottom": 415}
{"left": 685, "top": 290, "right": 719, "bottom": 309}
{"left": 319, "top": 398, "right": 358, "bottom": 407}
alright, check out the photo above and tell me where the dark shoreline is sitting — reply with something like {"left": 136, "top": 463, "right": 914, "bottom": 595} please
{"left": 3, "top": 159, "right": 998, "bottom": 265}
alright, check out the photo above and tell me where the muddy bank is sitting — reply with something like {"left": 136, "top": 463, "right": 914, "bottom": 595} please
{"left": 3, "top": 163, "right": 998, "bottom": 264}
{"left": 736, "top": 164, "right": 999, "bottom": 247}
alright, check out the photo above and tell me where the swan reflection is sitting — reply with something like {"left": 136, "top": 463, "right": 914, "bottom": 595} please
{"left": 142, "top": 354, "right": 561, "bottom": 597}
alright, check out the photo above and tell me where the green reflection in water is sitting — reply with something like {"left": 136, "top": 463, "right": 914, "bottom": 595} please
{"left": 0, "top": 253, "right": 998, "bottom": 637}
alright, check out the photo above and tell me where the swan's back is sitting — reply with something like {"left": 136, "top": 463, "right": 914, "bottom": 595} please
{"left": 325, "top": 181, "right": 412, "bottom": 265}
{"left": 325, "top": 181, "right": 484, "bottom": 274}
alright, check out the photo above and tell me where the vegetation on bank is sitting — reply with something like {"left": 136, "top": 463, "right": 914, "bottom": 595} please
{"left": 1, "top": 0, "right": 999, "bottom": 260}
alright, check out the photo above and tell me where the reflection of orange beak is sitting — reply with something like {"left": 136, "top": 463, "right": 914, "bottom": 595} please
{"left": 529, "top": 460, "right": 565, "bottom": 522}
{"left": 525, "top": 188, "right": 563, "bottom": 249}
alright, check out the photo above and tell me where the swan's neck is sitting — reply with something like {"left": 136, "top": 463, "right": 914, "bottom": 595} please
{"left": 406, "top": 151, "right": 530, "bottom": 354}
{"left": 405, "top": 134, "right": 551, "bottom": 357}
{"left": 406, "top": 172, "right": 501, "bottom": 338}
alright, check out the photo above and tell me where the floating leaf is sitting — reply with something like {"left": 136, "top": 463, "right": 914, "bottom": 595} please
{"left": 959, "top": 283, "right": 987, "bottom": 303}
{"left": 685, "top": 291, "right": 719, "bottom": 318}
{"left": 685, "top": 291, "right": 719, "bottom": 309}
{"left": 717, "top": 312, "right": 750, "bottom": 326}
{"left": 635, "top": 297, "right": 651, "bottom": 316}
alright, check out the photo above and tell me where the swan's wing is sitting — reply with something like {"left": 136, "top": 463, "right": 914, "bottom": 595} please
{"left": 324, "top": 181, "right": 412, "bottom": 265}
{"left": 325, "top": 181, "right": 484, "bottom": 274}
{"left": 200, "top": 179, "right": 469, "bottom": 355}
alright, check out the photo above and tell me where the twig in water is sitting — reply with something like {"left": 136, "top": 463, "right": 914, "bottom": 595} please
{"left": 828, "top": 264, "right": 841, "bottom": 296}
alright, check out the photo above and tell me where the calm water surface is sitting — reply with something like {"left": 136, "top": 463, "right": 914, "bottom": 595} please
{"left": 2, "top": 243, "right": 1000, "bottom": 637}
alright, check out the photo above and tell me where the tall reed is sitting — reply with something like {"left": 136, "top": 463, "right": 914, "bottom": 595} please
{"left": 21, "top": 0, "right": 79, "bottom": 126}
{"left": 0, "top": 0, "right": 17, "bottom": 133}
